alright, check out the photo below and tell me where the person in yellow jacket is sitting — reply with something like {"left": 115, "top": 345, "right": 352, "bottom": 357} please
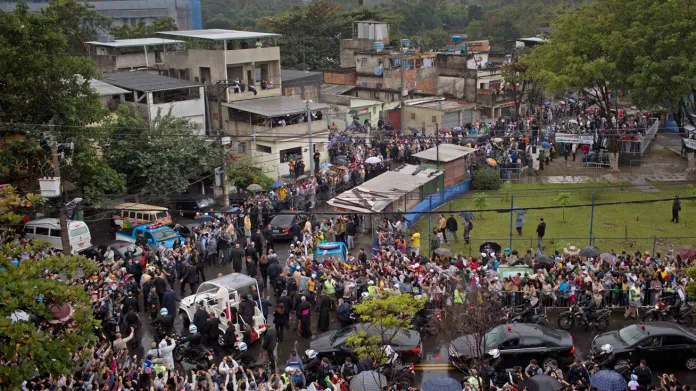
{"left": 453, "top": 286, "right": 466, "bottom": 304}
{"left": 410, "top": 230, "right": 421, "bottom": 256}
{"left": 278, "top": 186, "right": 287, "bottom": 201}
{"left": 244, "top": 215, "right": 251, "bottom": 237}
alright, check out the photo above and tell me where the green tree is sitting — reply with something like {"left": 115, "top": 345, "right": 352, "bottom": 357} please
{"left": 66, "top": 140, "right": 127, "bottom": 196}
{"left": 554, "top": 192, "right": 571, "bottom": 222}
{"left": 0, "top": 186, "right": 97, "bottom": 390}
{"left": 100, "top": 106, "right": 218, "bottom": 194}
{"left": 346, "top": 293, "right": 425, "bottom": 389}
{"left": 473, "top": 192, "right": 488, "bottom": 219}
{"left": 110, "top": 17, "right": 178, "bottom": 39}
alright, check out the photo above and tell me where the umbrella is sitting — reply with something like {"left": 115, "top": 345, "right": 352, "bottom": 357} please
{"left": 296, "top": 175, "right": 308, "bottom": 181}
{"left": 680, "top": 249, "right": 696, "bottom": 260}
{"left": 246, "top": 184, "right": 263, "bottom": 191}
{"left": 422, "top": 377, "right": 461, "bottom": 391}
{"left": 479, "top": 242, "right": 502, "bottom": 254}
{"left": 195, "top": 215, "right": 214, "bottom": 223}
{"left": 486, "top": 158, "right": 497, "bottom": 166}
{"left": 453, "top": 126, "right": 463, "bottom": 131}
{"left": 590, "top": 370, "right": 627, "bottom": 391}
{"left": 525, "top": 375, "right": 562, "bottom": 391}
{"left": 271, "top": 181, "right": 285, "bottom": 189}
{"left": 349, "top": 371, "right": 387, "bottom": 391}
{"left": 49, "top": 304, "right": 74, "bottom": 324}
{"left": 512, "top": 206, "right": 526, "bottom": 215}
{"left": 541, "top": 141, "right": 552, "bottom": 148}
{"left": 559, "top": 100, "right": 566, "bottom": 105}
{"left": 345, "top": 124, "right": 357, "bottom": 130}
{"left": 492, "top": 137, "right": 504, "bottom": 143}
{"left": 563, "top": 245, "right": 580, "bottom": 256}
{"left": 600, "top": 252, "right": 615, "bottom": 262}
{"left": 320, "top": 162, "right": 333, "bottom": 169}
{"left": 458, "top": 211, "right": 475, "bottom": 220}
{"left": 365, "top": 156, "right": 381, "bottom": 164}
{"left": 335, "top": 156, "right": 349, "bottom": 165}
{"left": 568, "top": 119, "right": 579, "bottom": 125}
{"left": 434, "top": 248, "right": 453, "bottom": 256}
{"left": 568, "top": 98, "right": 576, "bottom": 103}
{"left": 580, "top": 246, "right": 601, "bottom": 258}
{"left": 535, "top": 254, "right": 555, "bottom": 265}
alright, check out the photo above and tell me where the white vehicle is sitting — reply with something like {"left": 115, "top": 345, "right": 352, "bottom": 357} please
{"left": 179, "top": 273, "right": 266, "bottom": 346}
{"left": 24, "top": 218, "right": 92, "bottom": 253}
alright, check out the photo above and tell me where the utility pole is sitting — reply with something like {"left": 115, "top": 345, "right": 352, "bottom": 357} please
{"left": 219, "top": 135, "right": 230, "bottom": 206}
{"left": 307, "top": 98, "right": 314, "bottom": 177}
{"left": 399, "top": 46, "right": 406, "bottom": 136}
{"left": 50, "top": 122, "right": 71, "bottom": 253}
{"left": 435, "top": 122, "right": 440, "bottom": 165}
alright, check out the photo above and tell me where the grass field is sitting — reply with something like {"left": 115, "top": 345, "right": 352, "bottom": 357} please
{"left": 414, "top": 182, "right": 696, "bottom": 257}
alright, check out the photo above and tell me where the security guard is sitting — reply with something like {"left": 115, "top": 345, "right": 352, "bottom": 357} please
{"left": 632, "top": 359, "right": 652, "bottom": 388}
{"left": 625, "top": 282, "right": 641, "bottom": 319}
{"left": 454, "top": 286, "right": 466, "bottom": 304}
{"left": 565, "top": 358, "right": 590, "bottom": 384}
{"left": 367, "top": 280, "right": 377, "bottom": 296}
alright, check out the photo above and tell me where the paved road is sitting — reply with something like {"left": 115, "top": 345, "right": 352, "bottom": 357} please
{"left": 86, "top": 217, "right": 696, "bottom": 387}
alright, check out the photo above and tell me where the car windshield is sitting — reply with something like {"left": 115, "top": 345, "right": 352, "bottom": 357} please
{"left": 618, "top": 325, "right": 645, "bottom": 346}
{"left": 330, "top": 326, "right": 354, "bottom": 344}
{"left": 483, "top": 326, "right": 508, "bottom": 350}
{"left": 152, "top": 227, "right": 178, "bottom": 241}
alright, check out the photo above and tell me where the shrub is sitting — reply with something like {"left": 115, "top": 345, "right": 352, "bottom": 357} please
{"left": 472, "top": 168, "right": 501, "bottom": 190}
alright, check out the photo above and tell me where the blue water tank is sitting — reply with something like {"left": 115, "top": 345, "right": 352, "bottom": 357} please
{"left": 373, "top": 41, "right": 384, "bottom": 51}
{"left": 452, "top": 35, "right": 463, "bottom": 44}
{"left": 400, "top": 38, "right": 410, "bottom": 48}
{"left": 446, "top": 44, "right": 455, "bottom": 52}
{"left": 460, "top": 44, "right": 468, "bottom": 52}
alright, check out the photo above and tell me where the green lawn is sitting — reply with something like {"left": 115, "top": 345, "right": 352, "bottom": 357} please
{"left": 414, "top": 182, "right": 696, "bottom": 257}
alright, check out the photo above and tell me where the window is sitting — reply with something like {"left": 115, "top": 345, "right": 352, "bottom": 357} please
{"left": 432, "top": 116, "right": 437, "bottom": 123}
{"left": 237, "top": 142, "right": 247, "bottom": 154}
{"left": 663, "top": 336, "right": 688, "bottom": 346}
{"left": 361, "top": 58, "right": 367, "bottom": 66}
{"left": 129, "top": 211, "right": 137, "bottom": 219}
{"left": 49, "top": 229, "right": 61, "bottom": 237}
{"left": 499, "top": 338, "right": 519, "bottom": 350}
{"left": 70, "top": 227, "right": 89, "bottom": 237}
{"left": 410, "top": 113, "right": 416, "bottom": 120}
{"left": 256, "top": 145, "right": 272, "bottom": 153}
{"left": 136, "top": 212, "right": 144, "bottom": 220}
{"left": 24, "top": 227, "right": 34, "bottom": 234}
{"left": 35, "top": 227, "right": 50, "bottom": 236}
{"left": 521, "top": 337, "right": 545, "bottom": 349}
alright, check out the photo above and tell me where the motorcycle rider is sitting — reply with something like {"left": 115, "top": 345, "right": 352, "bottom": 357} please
{"left": 154, "top": 308, "right": 174, "bottom": 335}
{"left": 516, "top": 295, "right": 540, "bottom": 322}
{"left": 667, "top": 283, "right": 686, "bottom": 319}
{"left": 304, "top": 350, "right": 321, "bottom": 383}
{"left": 233, "top": 342, "right": 254, "bottom": 366}
{"left": 594, "top": 344, "right": 616, "bottom": 369}
{"left": 185, "top": 324, "right": 203, "bottom": 349}
{"left": 488, "top": 349, "right": 504, "bottom": 378}
{"left": 580, "top": 292, "right": 597, "bottom": 325}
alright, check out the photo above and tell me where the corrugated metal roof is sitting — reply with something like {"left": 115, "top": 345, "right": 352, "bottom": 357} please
{"left": 321, "top": 84, "right": 355, "bottom": 96}
{"left": 158, "top": 29, "right": 280, "bottom": 41}
{"left": 102, "top": 71, "right": 201, "bottom": 92}
{"left": 412, "top": 144, "right": 479, "bottom": 162}
{"left": 327, "top": 165, "right": 442, "bottom": 213}
{"left": 222, "top": 96, "right": 327, "bottom": 117}
{"left": 86, "top": 38, "right": 183, "bottom": 48}
{"left": 90, "top": 79, "right": 129, "bottom": 96}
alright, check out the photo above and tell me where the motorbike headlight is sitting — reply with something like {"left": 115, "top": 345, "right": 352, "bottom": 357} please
{"left": 655, "top": 304, "right": 659, "bottom": 310}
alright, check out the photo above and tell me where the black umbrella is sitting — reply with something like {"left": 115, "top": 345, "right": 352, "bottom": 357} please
{"left": 534, "top": 254, "right": 555, "bottom": 265}
{"left": 579, "top": 245, "right": 601, "bottom": 258}
{"left": 479, "top": 242, "right": 502, "bottom": 254}
{"left": 525, "top": 375, "right": 563, "bottom": 391}
{"left": 458, "top": 211, "right": 475, "bottom": 221}
{"left": 349, "top": 371, "right": 387, "bottom": 391}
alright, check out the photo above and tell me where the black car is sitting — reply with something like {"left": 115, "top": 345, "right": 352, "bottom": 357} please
{"left": 591, "top": 322, "right": 696, "bottom": 371}
{"left": 309, "top": 323, "right": 422, "bottom": 364}
{"left": 268, "top": 211, "right": 307, "bottom": 240}
{"left": 174, "top": 197, "right": 226, "bottom": 219}
{"left": 449, "top": 323, "right": 575, "bottom": 372}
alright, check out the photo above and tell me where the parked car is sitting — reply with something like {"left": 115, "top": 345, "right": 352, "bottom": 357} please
{"left": 591, "top": 322, "right": 696, "bottom": 371}
{"left": 309, "top": 323, "right": 422, "bottom": 364}
{"left": 115, "top": 223, "right": 184, "bottom": 249}
{"left": 449, "top": 323, "right": 575, "bottom": 372}
{"left": 268, "top": 211, "right": 307, "bottom": 240}
{"left": 174, "top": 197, "right": 226, "bottom": 219}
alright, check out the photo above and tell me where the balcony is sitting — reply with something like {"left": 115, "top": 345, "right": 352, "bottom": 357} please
{"left": 476, "top": 89, "right": 516, "bottom": 107}
{"left": 226, "top": 86, "right": 281, "bottom": 102}
{"left": 222, "top": 120, "right": 328, "bottom": 142}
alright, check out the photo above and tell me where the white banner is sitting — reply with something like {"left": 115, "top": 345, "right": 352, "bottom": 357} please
{"left": 555, "top": 133, "right": 594, "bottom": 144}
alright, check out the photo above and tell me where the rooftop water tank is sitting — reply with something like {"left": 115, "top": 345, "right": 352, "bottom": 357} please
{"left": 452, "top": 35, "right": 463, "bottom": 44}
{"left": 400, "top": 38, "right": 410, "bottom": 48}
{"left": 374, "top": 41, "right": 384, "bottom": 52}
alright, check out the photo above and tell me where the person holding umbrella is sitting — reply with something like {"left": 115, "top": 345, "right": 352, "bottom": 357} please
{"left": 515, "top": 213, "right": 525, "bottom": 236}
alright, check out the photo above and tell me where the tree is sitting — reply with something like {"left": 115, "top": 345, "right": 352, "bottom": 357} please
{"left": 66, "top": 140, "right": 127, "bottom": 196}
{"left": 346, "top": 293, "right": 425, "bottom": 389}
{"left": 554, "top": 192, "right": 571, "bottom": 223}
{"left": 0, "top": 186, "right": 97, "bottom": 390}
{"left": 473, "top": 192, "right": 488, "bottom": 219}
{"left": 447, "top": 289, "right": 505, "bottom": 371}
{"left": 100, "top": 106, "right": 218, "bottom": 194}
{"left": 110, "top": 17, "right": 178, "bottom": 39}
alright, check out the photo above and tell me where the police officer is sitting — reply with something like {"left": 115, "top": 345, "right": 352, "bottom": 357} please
{"left": 632, "top": 359, "right": 652, "bottom": 388}
{"left": 304, "top": 350, "right": 321, "bottom": 383}
{"left": 544, "top": 360, "right": 563, "bottom": 380}
{"left": 488, "top": 349, "right": 503, "bottom": 377}
{"left": 565, "top": 358, "right": 590, "bottom": 385}
{"left": 594, "top": 344, "right": 615, "bottom": 369}
{"left": 154, "top": 308, "right": 174, "bottom": 335}
{"left": 479, "top": 360, "right": 496, "bottom": 390}
{"left": 524, "top": 359, "right": 542, "bottom": 378}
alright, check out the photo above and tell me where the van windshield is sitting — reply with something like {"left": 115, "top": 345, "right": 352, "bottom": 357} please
{"left": 156, "top": 211, "right": 168, "bottom": 220}
{"left": 70, "top": 227, "right": 89, "bottom": 237}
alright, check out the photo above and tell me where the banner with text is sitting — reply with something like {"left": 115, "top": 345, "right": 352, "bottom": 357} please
{"left": 684, "top": 138, "right": 696, "bottom": 150}
{"left": 554, "top": 133, "right": 595, "bottom": 144}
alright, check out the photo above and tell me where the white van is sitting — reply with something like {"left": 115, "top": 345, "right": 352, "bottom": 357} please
{"left": 24, "top": 218, "right": 92, "bottom": 253}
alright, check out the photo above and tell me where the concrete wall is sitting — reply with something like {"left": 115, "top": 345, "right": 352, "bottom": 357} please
{"left": 324, "top": 71, "right": 357, "bottom": 86}
{"left": 222, "top": 116, "right": 328, "bottom": 142}
{"left": 438, "top": 76, "right": 472, "bottom": 100}
{"left": 113, "top": 52, "right": 157, "bottom": 70}
{"left": 383, "top": 67, "right": 438, "bottom": 94}
{"left": 403, "top": 106, "right": 444, "bottom": 135}
{"left": 254, "top": 133, "right": 330, "bottom": 179}
{"left": 340, "top": 38, "right": 374, "bottom": 68}
{"left": 321, "top": 94, "right": 352, "bottom": 106}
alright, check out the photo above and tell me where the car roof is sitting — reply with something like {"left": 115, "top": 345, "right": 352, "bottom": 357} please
{"left": 491, "top": 323, "right": 566, "bottom": 339}
{"left": 114, "top": 202, "right": 168, "bottom": 211}
{"left": 198, "top": 273, "right": 258, "bottom": 292}
{"left": 626, "top": 322, "right": 696, "bottom": 337}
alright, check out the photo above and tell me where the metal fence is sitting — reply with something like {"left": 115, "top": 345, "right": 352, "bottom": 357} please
{"left": 495, "top": 287, "right": 683, "bottom": 310}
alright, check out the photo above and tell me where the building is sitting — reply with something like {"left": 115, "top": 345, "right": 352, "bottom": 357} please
{"left": 412, "top": 144, "right": 478, "bottom": 188}
{"left": 0, "top": 0, "right": 203, "bottom": 31}
{"left": 280, "top": 70, "right": 323, "bottom": 101}
{"left": 85, "top": 38, "right": 183, "bottom": 74}
{"left": 90, "top": 79, "right": 129, "bottom": 110}
{"left": 515, "top": 36, "right": 549, "bottom": 49}
{"left": 354, "top": 47, "right": 438, "bottom": 94}
{"left": 339, "top": 21, "right": 390, "bottom": 68}
{"left": 403, "top": 98, "right": 476, "bottom": 135}
{"left": 101, "top": 71, "right": 206, "bottom": 134}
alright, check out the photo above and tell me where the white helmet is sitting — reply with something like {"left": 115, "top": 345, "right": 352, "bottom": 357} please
{"left": 361, "top": 292, "right": 370, "bottom": 299}
{"left": 160, "top": 308, "right": 168, "bottom": 316}
{"left": 601, "top": 344, "right": 613, "bottom": 354}
{"left": 368, "top": 280, "right": 375, "bottom": 285}
{"left": 238, "top": 342, "right": 248, "bottom": 351}
{"left": 306, "top": 349, "right": 318, "bottom": 359}
{"left": 488, "top": 349, "right": 500, "bottom": 359}
{"left": 189, "top": 325, "right": 198, "bottom": 334}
